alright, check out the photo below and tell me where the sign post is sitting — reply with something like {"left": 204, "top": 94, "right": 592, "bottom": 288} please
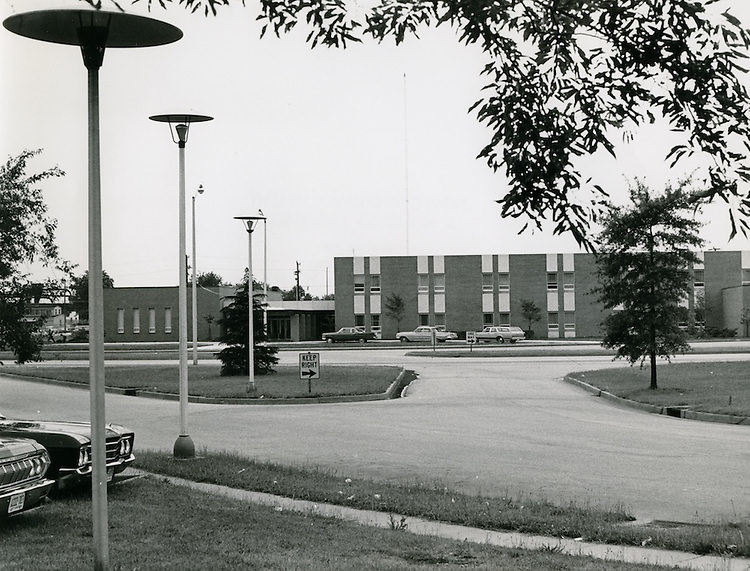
{"left": 299, "top": 352, "right": 320, "bottom": 393}
{"left": 466, "top": 331, "right": 477, "bottom": 353}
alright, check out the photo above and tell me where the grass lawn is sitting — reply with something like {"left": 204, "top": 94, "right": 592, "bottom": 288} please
{"left": 134, "top": 450, "right": 750, "bottom": 560}
{"left": 0, "top": 475, "right": 684, "bottom": 570}
{"left": 566, "top": 361, "right": 750, "bottom": 416}
{"left": 3, "top": 364, "right": 403, "bottom": 399}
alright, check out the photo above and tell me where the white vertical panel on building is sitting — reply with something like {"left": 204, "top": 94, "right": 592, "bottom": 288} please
{"left": 563, "top": 291, "right": 575, "bottom": 311}
{"left": 434, "top": 294, "right": 445, "bottom": 313}
{"left": 354, "top": 295, "right": 365, "bottom": 314}
{"left": 694, "top": 251, "right": 704, "bottom": 268}
{"left": 481, "top": 254, "right": 493, "bottom": 273}
{"left": 418, "top": 293, "right": 429, "bottom": 314}
{"left": 564, "top": 326, "right": 576, "bottom": 338}
{"left": 433, "top": 255, "right": 445, "bottom": 274}
{"left": 563, "top": 253, "right": 574, "bottom": 271}
{"left": 742, "top": 251, "right": 750, "bottom": 269}
{"left": 482, "top": 293, "right": 494, "bottom": 312}
{"left": 547, "top": 291, "right": 559, "bottom": 311}
{"left": 369, "top": 256, "right": 380, "bottom": 275}
{"left": 417, "top": 256, "right": 429, "bottom": 274}
{"left": 498, "top": 292, "right": 510, "bottom": 312}
{"left": 370, "top": 294, "right": 381, "bottom": 314}
{"left": 498, "top": 254, "right": 509, "bottom": 273}
{"left": 353, "top": 256, "right": 365, "bottom": 274}
{"left": 546, "top": 253, "right": 558, "bottom": 272}
{"left": 548, "top": 326, "right": 559, "bottom": 339}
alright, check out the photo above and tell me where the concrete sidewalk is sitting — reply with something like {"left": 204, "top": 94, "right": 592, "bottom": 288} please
{"left": 133, "top": 470, "right": 750, "bottom": 571}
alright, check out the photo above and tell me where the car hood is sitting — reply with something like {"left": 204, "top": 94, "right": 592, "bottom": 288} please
{"left": 0, "top": 436, "right": 46, "bottom": 460}
{"left": 0, "top": 419, "right": 133, "bottom": 444}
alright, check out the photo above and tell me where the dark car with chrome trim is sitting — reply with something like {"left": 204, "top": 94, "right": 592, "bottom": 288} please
{"left": 0, "top": 415, "right": 134, "bottom": 491}
{"left": 0, "top": 436, "right": 54, "bottom": 516}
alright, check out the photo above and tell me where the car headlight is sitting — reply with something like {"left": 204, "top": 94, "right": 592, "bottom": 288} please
{"left": 78, "top": 446, "right": 91, "bottom": 467}
{"left": 119, "top": 438, "right": 132, "bottom": 456}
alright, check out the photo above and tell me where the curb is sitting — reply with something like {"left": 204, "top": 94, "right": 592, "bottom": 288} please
{"left": 562, "top": 377, "right": 750, "bottom": 426}
{"left": 0, "top": 368, "right": 409, "bottom": 406}
{"left": 130, "top": 470, "right": 750, "bottom": 571}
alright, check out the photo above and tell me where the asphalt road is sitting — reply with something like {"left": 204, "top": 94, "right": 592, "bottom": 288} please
{"left": 2, "top": 347, "right": 749, "bottom": 524}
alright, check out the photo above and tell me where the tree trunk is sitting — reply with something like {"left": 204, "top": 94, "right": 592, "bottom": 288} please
{"left": 649, "top": 349, "right": 658, "bottom": 390}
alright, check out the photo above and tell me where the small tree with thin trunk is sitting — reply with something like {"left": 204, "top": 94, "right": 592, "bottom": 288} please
{"left": 520, "top": 299, "right": 541, "bottom": 337}
{"left": 593, "top": 180, "right": 703, "bottom": 390}
{"left": 384, "top": 293, "right": 406, "bottom": 334}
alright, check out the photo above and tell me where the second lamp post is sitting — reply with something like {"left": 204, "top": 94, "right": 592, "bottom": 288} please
{"left": 150, "top": 113, "right": 213, "bottom": 459}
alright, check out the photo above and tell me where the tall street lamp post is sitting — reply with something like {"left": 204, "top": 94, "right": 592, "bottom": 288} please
{"left": 3, "top": 9, "right": 181, "bottom": 570}
{"left": 235, "top": 215, "right": 265, "bottom": 392}
{"left": 150, "top": 114, "right": 213, "bottom": 459}
{"left": 192, "top": 184, "right": 205, "bottom": 365}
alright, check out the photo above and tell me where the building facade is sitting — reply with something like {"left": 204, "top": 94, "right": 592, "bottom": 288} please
{"left": 334, "top": 251, "right": 750, "bottom": 340}
{"left": 102, "top": 286, "right": 334, "bottom": 343}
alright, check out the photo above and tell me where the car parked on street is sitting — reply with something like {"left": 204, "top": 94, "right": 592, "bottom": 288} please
{"left": 396, "top": 326, "right": 458, "bottom": 342}
{"left": 475, "top": 325, "right": 526, "bottom": 344}
{"left": 0, "top": 415, "right": 135, "bottom": 491}
{"left": 0, "top": 436, "right": 54, "bottom": 517}
{"left": 321, "top": 327, "right": 377, "bottom": 343}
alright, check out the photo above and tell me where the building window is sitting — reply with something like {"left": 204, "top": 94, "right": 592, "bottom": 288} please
{"left": 148, "top": 308, "right": 156, "bottom": 334}
{"left": 482, "top": 273, "right": 493, "bottom": 292}
{"left": 420, "top": 314, "right": 429, "bottom": 325}
{"left": 564, "top": 311, "right": 575, "bottom": 328}
{"left": 498, "top": 273, "right": 510, "bottom": 292}
{"left": 355, "top": 314, "right": 365, "bottom": 327}
{"left": 371, "top": 314, "right": 380, "bottom": 333}
{"left": 354, "top": 275, "right": 365, "bottom": 294}
{"left": 483, "top": 313, "right": 493, "bottom": 325}
{"left": 743, "top": 269, "right": 750, "bottom": 285}
{"left": 499, "top": 312, "right": 510, "bottom": 326}
{"left": 370, "top": 274, "right": 381, "bottom": 294}
{"left": 547, "top": 312, "right": 558, "bottom": 328}
{"left": 434, "top": 313, "right": 445, "bottom": 327}
{"left": 133, "top": 308, "right": 140, "bottom": 334}
{"left": 547, "top": 273, "right": 558, "bottom": 291}
{"left": 563, "top": 272, "right": 575, "bottom": 291}
{"left": 693, "top": 269, "right": 704, "bottom": 288}
{"left": 418, "top": 274, "right": 429, "bottom": 293}
{"left": 164, "top": 307, "right": 172, "bottom": 334}
{"left": 433, "top": 274, "right": 445, "bottom": 293}
{"left": 117, "top": 308, "right": 124, "bottom": 334}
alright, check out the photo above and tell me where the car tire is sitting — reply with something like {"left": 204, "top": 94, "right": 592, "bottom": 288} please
{"left": 498, "top": 337, "right": 505, "bottom": 343}
{"left": 326, "top": 338, "right": 334, "bottom": 344}
{"left": 359, "top": 338, "right": 366, "bottom": 344}
{"left": 399, "top": 337, "right": 409, "bottom": 342}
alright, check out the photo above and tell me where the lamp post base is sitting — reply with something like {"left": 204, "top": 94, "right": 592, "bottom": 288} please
{"left": 173, "top": 435, "right": 195, "bottom": 459}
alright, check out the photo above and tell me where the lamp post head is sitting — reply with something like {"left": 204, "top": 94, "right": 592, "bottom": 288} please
{"left": 235, "top": 215, "right": 266, "bottom": 234}
{"left": 149, "top": 113, "right": 213, "bottom": 147}
{"left": 197, "top": 184, "right": 205, "bottom": 195}
{"left": 3, "top": 9, "right": 182, "bottom": 70}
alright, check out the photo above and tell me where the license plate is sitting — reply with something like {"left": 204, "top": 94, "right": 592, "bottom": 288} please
{"left": 8, "top": 492, "right": 25, "bottom": 514}
{"left": 106, "top": 468, "right": 114, "bottom": 483}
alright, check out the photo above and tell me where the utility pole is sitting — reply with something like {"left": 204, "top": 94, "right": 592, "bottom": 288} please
{"left": 294, "top": 261, "right": 301, "bottom": 301}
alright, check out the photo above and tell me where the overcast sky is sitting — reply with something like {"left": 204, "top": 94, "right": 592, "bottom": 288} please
{"left": 3, "top": 0, "right": 750, "bottom": 296}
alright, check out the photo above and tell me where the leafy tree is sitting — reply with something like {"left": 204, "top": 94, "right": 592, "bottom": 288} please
{"left": 135, "top": 0, "right": 750, "bottom": 246}
{"left": 0, "top": 149, "right": 67, "bottom": 363}
{"left": 593, "top": 180, "right": 703, "bottom": 390}
{"left": 283, "top": 285, "right": 311, "bottom": 301}
{"left": 216, "top": 271, "right": 279, "bottom": 378}
{"left": 384, "top": 293, "right": 406, "bottom": 332}
{"left": 195, "top": 271, "right": 225, "bottom": 287}
{"left": 520, "top": 299, "right": 541, "bottom": 337}
{"left": 69, "top": 270, "right": 115, "bottom": 322}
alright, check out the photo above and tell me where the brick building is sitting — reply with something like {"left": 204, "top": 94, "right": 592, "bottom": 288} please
{"left": 334, "top": 251, "right": 750, "bottom": 340}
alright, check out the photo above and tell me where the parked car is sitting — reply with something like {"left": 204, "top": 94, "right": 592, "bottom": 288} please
{"left": 475, "top": 325, "right": 526, "bottom": 344}
{"left": 396, "top": 326, "right": 458, "bottom": 342}
{"left": 321, "top": 327, "right": 377, "bottom": 343}
{"left": 0, "top": 436, "right": 54, "bottom": 517}
{"left": 0, "top": 415, "right": 135, "bottom": 491}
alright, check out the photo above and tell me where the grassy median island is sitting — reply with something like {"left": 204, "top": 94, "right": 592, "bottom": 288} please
{"left": 4, "top": 364, "right": 405, "bottom": 399}
{"left": 565, "top": 361, "right": 750, "bottom": 417}
{"left": 1, "top": 477, "right": 669, "bottom": 571}
{"left": 134, "top": 450, "right": 750, "bottom": 560}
